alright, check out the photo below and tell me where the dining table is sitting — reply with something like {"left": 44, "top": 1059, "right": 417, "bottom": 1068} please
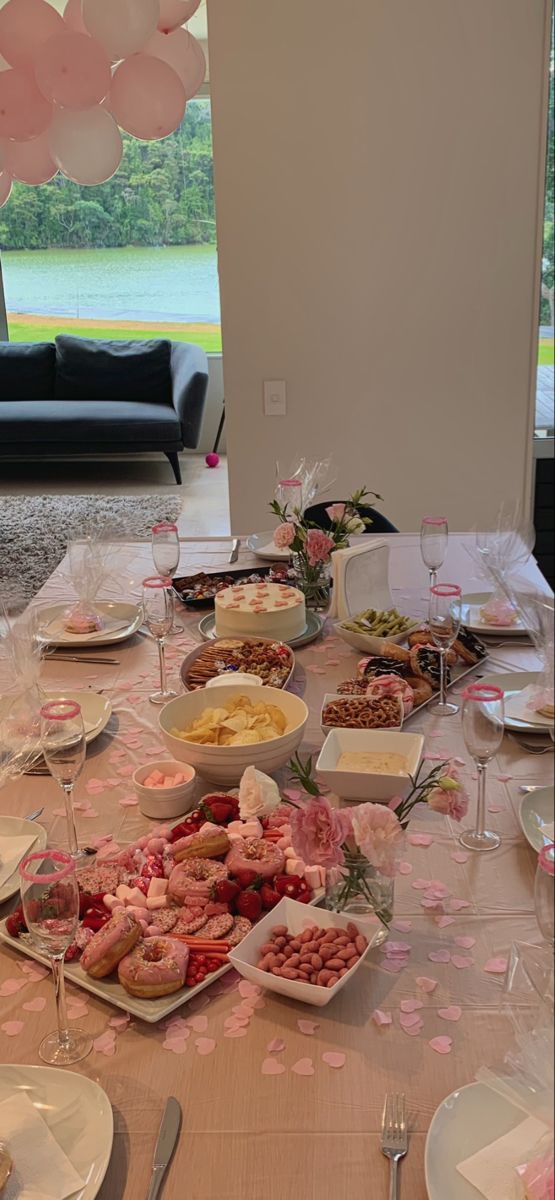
{"left": 0, "top": 532, "right": 553, "bottom": 1200}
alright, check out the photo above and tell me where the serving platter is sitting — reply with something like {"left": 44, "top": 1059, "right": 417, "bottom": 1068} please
{"left": 519, "top": 786, "right": 554, "bottom": 851}
{"left": 37, "top": 601, "right": 142, "bottom": 647}
{"left": 198, "top": 610, "right": 324, "bottom": 649}
{"left": 180, "top": 635, "right": 295, "bottom": 691}
{"left": 173, "top": 565, "right": 291, "bottom": 608}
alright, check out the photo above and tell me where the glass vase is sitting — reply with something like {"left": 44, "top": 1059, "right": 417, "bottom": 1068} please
{"left": 291, "top": 553, "right": 332, "bottom": 612}
{"left": 324, "top": 853, "right": 393, "bottom": 946}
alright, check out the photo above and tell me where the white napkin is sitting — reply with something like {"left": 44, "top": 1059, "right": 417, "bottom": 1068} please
{"left": 329, "top": 539, "right": 392, "bottom": 620}
{"left": 0, "top": 1092, "right": 85, "bottom": 1200}
{"left": 505, "top": 685, "right": 554, "bottom": 729}
{"left": 457, "top": 1115, "right": 548, "bottom": 1199}
{"left": 0, "top": 834, "right": 37, "bottom": 889}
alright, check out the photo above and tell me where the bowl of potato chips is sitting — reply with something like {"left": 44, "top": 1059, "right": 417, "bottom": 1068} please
{"left": 158, "top": 685, "right": 309, "bottom": 784}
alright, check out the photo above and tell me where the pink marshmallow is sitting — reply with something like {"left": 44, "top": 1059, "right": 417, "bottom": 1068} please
{"left": 111, "top": 902, "right": 125, "bottom": 914}
{"left": 146, "top": 895, "right": 168, "bottom": 911}
{"left": 318, "top": 866, "right": 327, "bottom": 888}
{"left": 147, "top": 877, "right": 168, "bottom": 898}
{"left": 284, "top": 847, "right": 297, "bottom": 860}
{"left": 227, "top": 821, "right": 246, "bottom": 838}
{"left": 149, "top": 769, "right": 164, "bottom": 784}
{"left": 304, "top": 865, "right": 321, "bottom": 890}
{"left": 277, "top": 836, "right": 290, "bottom": 850}
{"left": 102, "top": 893, "right": 119, "bottom": 911}
{"left": 146, "top": 924, "right": 162, "bottom": 937}
{"left": 126, "top": 887, "right": 148, "bottom": 907}
{"left": 127, "top": 905, "right": 149, "bottom": 921}
{"left": 241, "top": 819, "right": 263, "bottom": 838}
{"left": 136, "top": 836, "right": 149, "bottom": 850}
{"left": 147, "top": 837, "right": 166, "bottom": 854}
{"left": 286, "top": 858, "right": 305, "bottom": 876}
{"left": 138, "top": 919, "right": 148, "bottom": 933}
{"left": 115, "top": 884, "right": 134, "bottom": 900}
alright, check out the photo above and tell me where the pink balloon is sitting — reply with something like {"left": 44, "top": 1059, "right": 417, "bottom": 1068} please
{"left": 35, "top": 32, "right": 111, "bottom": 109}
{"left": 6, "top": 130, "right": 57, "bottom": 184}
{"left": 49, "top": 105, "right": 122, "bottom": 184}
{"left": 0, "top": 68, "right": 52, "bottom": 141}
{"left": 63, "top": 0, "right": 89, "bottom": 36}
{"left": 157, "top": 0, "right": 201, "bottom": 34}
{"left": 145, "top": 28, "right": 205, "bottom": 99}
{"left": 110, "top": 54, "right": 186, "bottom": 141}
{"left": 0, "top": 0, "right": 65, "bottom": 71}
{"left": 0, "top": 170, "right": 12, "bottom": 207}
{"left": 82, "top": 0, "right": 159, "bottom": 60}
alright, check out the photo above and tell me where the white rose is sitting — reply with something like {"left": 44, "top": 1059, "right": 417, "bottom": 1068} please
{"left": 346, "top": 515, "right": 366, "bottom": 535}
{"left": 239, "top": 765, "right": 281, "bottom": 820}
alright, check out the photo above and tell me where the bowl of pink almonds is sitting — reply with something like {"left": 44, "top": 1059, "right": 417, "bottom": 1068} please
{"left": 133, "top": 760, "right": 197, "bottom": 819}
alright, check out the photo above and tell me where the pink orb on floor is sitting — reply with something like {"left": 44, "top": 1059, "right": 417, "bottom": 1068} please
{"left": 205, "top": 453, "right": 220, "bottom": 469}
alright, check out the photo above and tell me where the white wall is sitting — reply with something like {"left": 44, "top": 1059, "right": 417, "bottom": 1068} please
{"left": 208, "top": 0, "right": 551, "bottom": 533}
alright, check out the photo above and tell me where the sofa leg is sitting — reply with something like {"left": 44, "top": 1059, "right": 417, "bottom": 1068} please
{"left": 165, "top": 452, "right": 182, "bottom": 484}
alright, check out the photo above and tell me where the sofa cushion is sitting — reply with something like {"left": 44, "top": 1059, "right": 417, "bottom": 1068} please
{"left": 54, "top": 336, "right": 172, "bottom": 403}
{"left": 0, "top": 342, "right": 56, "bottom": 400}
{"left": 0, "top": 400, "right": 182, "bottom": 449}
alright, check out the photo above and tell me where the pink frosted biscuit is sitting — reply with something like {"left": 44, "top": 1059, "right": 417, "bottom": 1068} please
{"left": 81, "top": 911, "right": 141, "bottom": 980}
{"left": 118, "top": 937, "right": 189, "bottom": 998}
{"left": 226, "top": 838, "right": 285, "bottom": 880}
{"left": 227, "top": 916, "right": 253, "bottom": 947}
{"left": 195, "top": 913, "right": 234, "bottom": 940}
{"left": 172, "top": 911, "right": 209, "bottom": 935}
{"left": 152, "top": 907, "right": 179, "bottom": 934}
{"left": 168, "top": 858, "right": 227, "bottom": 905}
{"left": 77, "top": 863, "right": 125, "bottom": 896}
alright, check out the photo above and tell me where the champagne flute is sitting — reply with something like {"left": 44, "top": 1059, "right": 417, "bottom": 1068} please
{"left": 460, "top": 683, "right": 504, "bottom": 852}
{"left": 420, "top": 517, "right": 449, "bottom": 589}
{"left": 40, "top": 700, "right": 86, "bottom": 861}
{"left": 143, "top": 576, "right": 178, "bottom": 705}
{"left": 429, "top": 583, "right": 462, "bottom": 716}
{"left": 151, "top": 521, "right": 184, "bottom": 633}
{"left": 19, "top": 850, "right": 92, "bottom": 1065}
{"left": 275, "top": 479, "right": 302, "bottom": 516}
{"left": 535, "top": 844, "right": 555, "bottom": 945}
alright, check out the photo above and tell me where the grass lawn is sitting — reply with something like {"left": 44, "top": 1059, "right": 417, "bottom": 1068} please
{"left": 7, "top": 317, "right": 222, "bottom": 354}
{"left": 538, "top": 338, "right": 554, "bottom": 366}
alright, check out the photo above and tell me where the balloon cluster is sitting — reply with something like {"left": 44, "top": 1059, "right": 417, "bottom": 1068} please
{"left": 0, "top": 0, "right": 205, "bottom": 205}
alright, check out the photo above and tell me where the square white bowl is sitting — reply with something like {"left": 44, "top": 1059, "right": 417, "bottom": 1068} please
{"left": 316, "top": 727, "right": 424, "bottom": 802}
{"left": 335, "top": 617, "right": 420, "bottom": 655}
{"left": 228, "top": 896, "right": 382, "bottom": 1007}
{"left": 320, "top": 692, "right": 404, "bottom": 737}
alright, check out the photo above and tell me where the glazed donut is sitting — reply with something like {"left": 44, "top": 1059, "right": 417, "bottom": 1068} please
{"left": 452, "top": 626, "right": 488, "bottom": 666}
{"left": 168, "top": 857, "right": 227, "bottom": 905}
{"left": 226, "top": 837, "right": 285, "bottom": 880}
{"left": 364, "top": 673, "right": 415, "bottom": 716}
{"left": 405, "top": 675, "right": 434, "bottom": 708}
{"left": 118, "top": 936, "right": 189, "bottom": 998}
{"left": 358, "top": 656, "right": 409, "bottom": 680}
{"left": 81, "top": 910, "right": 141, "bottom": 979}
{"left": 172, "top": 828, "right": 230, "bottom": 863}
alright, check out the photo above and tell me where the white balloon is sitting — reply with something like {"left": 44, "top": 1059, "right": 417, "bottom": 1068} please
{"left": 82, "top": 0, "right": 159, "bottom": 60}
{"left": 49, "top": 105, "right": 122, "bottom": 184}
{"left": 157, "top": 0, "right": 200, "bottom": 33}
{"left": 145, "top": 27, "right": 205, "bottom": 99}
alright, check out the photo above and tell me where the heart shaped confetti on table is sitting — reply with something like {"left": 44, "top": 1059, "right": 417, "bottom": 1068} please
{"left": 435, "top": 916, "right": 455, "bottom": 928}
{"left": 400, "top": 1011, "right": 422, "bottom": 1029}
{"left": 109, "top": 1014, "right": 131, "bottom": 1029}
{"left": 195, "top": 1037, "right": 216, "bottom": 1056}
{"left": 496, "top": 774, "right": 512, "bottom": 783}
{"left": 451, "top": 955, "right": 474, "bottom": 970}
{"left": 380, "top": 959, "right": 407, "bottom": 974}
{"left": 438, "top": 1006, "right": 462, "bottom": 1022}
{"left": 187, "top": 1015, "right": 209, "bottom": 1033}
{"left": 416, "top": 976, "right": 438, "bottom": 993}
{"left": 401, "top": 1022, "right": 424, "bottom": 1037}
{"left": 372, "top": 1009, "right": 392, "bottom": 1027}
{"left": 20, "top": 964, "right": 48, "bottom": 980}
{"left": 224, "top": 1027, "right": 248, "bottom": 1039}
{"left": 297, "top": 1019, "right": 319, "bottom": 1035}
{"left": 322, "top": 1052, "right": 346, "bottom": 1069}
{"left": 412, "top": 879, "right": 432, "bottom": 891}
{"left": 400, "top": 999, "right": 423, "bottom": 1014}
{"left": 238, "top": 981, "right": 261, "bottom": 1000}
{"left": 408, "top": 833, "right": 434, "bottom": 847}
{"left": 119, "top": 796, "right": 139, "bottom": 807}
{"left": 291, "top": 1057, "right": 315, "bottom": 1077}
{"left": 261, "top": 1057, "right": 286, "bottom": 1076}
{"left": 306, "top": 665, "right": 327, "bottom": 675}
{"left": 163, "top": 1038, "right": 188, "bottom": 1054}
{"left": 451, "top": 851, "right": 469, "bottom": 864}
{"left": 399, "top": 862, "right": 413, "bottom": 876}
{"left": 391, "top": 919, "right": 413, "bottom": 933}
{"left": 0, "top": 979, "right": 27, "bottom": 997}
{"left": 1, "top": 1021, "right": 24, "bottom": 1036}
{"left": 450, "top": 899, "right": 471, "bottom": 911}
{"left": 381, "top": 941, "right": 411, "bottom": 956}
{"left": 22, "top": 997, "right": 47, "bottom": 1012}
{"left": 267, "top": 1038, "right": 286, "bottom": 1054}
{"left": 429, "top": 1035, "right": 453, "bottom": 1054}
{"left": 455, "top": 936, "right": 476, "bottom": 950}
{"left": 484, "top": 957, "right": 508, "bottom": 974}
{"left": 428, "top": 949, "right": 451, "bottom": 963}
{"left": 224, "top": 1016, "right": 250, "bottom": 1031}
{"left": 93, "top": 1031, "right": 117, "bottom": 1056}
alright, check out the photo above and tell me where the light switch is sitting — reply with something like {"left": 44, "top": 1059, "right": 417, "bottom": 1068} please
{"left": 264, "top": 380, "right": 287, "bottom": 416}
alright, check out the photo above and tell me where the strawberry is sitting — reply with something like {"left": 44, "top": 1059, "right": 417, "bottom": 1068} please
{"left": 231, "top": 868, "right": 259, "bottom": 889}
{"left": 236, "top": 890, "right": 262, "bottom": 921}
{"left": 275, "top": 874, "right": 302, "bottom": 897}
{"left": 6, "top": 908, "right": 26, "bottom": 938}
{"left": 213, "top": 879, "right": 240, "bottom": 904}
{"left": 201, "top": 799, "right": 234, "bottom": 825}
{"left": 260, "top": 883, "right": 281, "bottom": 910}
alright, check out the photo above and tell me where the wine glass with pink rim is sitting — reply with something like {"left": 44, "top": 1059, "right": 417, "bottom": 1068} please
{"left": 151, "top": 521, "right": 184, "bottom": 633}
{"left": 275, "top": 478, "right": 303, "bottom": 516}
{"left": 143, "top": 576, "right": 178, "bottom": 705}
{"left": 420, "top": 517, "right": 449, "bottom": 589}
{"left": 19, "top": 850, "right": 92, "bottom": 1065}
{"left": 40, "top": 699, "right": 87, "bottom": 862}
{"left": 428, "top": 583, "right": 462, "bottom": 716}
{"left": 460, "top": 683, "right": 505, "bottom": 852}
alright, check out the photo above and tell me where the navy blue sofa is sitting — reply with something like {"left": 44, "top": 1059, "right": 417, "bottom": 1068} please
{"left": 0, "top": 336, "right": 209, "bottom": 484}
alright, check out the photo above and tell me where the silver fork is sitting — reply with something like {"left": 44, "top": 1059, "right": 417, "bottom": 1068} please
{"left": 381, "top": 1093, "right": 408, "bottom": 1200}
{"left": 509, "top": 733, "right": 554, "bottom": 756}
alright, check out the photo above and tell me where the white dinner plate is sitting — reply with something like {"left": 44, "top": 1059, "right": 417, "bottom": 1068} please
{"left": 37, "top": 601, "right": 142, "bottom": 647}
{"left": 519, "top": 786, "right": 555, "bottom": 851}
{"left": 0, "top": 816, "right": 47, "bottom": 905}
{"left": 246, "top": 531, "right": 291, "bottom": 560}
{"left": 425, "top": 1081, "right": 526, "bottom": 1200}
{"left": 0, "top": 1064, "right": 113, "bottom": 1200}
{"left": 43, "top": 690, "right": 113, "bottom": 744}
{"left": 479, "top": 671, "right": 553, "bottom": 733}
{"left": 460, "top": 592, "right": 527, "bottom": 637}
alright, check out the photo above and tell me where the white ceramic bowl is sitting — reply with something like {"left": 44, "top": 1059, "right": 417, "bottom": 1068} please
{"left": 316, "top": 728, "right": 424, "bottom": 802}
{"left": 320, "top": 692, "right": 404, "bottom": 736}
{"left": 335, "top": 618, "right": 420, "bottom": 655}
{"left": 228, "top": 897, "right": 382, "bottom": 1007}
{"left": 159, "top": 685, "right": 309, "bottom": 785}
{"left": 133, "top": 760, "right": 197, "bottom": 819}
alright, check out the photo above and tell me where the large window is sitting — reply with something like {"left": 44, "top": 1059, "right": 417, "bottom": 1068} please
{"left": 0, "top": 99, "right": 221, "bottom": 353}
{"left": 536, "top": 19, "right": 554, "bottom": 438}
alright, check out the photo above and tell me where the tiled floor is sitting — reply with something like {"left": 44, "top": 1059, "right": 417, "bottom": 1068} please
{"left": 0, "top": 453, "right": 230, "bottom": 537}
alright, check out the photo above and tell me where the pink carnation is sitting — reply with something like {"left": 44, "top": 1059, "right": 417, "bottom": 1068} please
{"left": 326, "top": 503, "right": 346, "bottom": 522}
{"left": 273, "top": 523, "right": 295, "bottom": 549}
{"left": 427, "top": 762, "right": 469, "bottom": 823}
{"left": 351, "top": 803, "right": 404, "bottom": 878}
{"left": 305, "top": 528, "right": 335, "bottom": 566}
{"left": 290, "top": 796, "right": 352, "bottom": 869}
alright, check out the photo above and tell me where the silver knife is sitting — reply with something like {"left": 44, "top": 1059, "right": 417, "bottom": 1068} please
{"left": 146, "top": 1097, "right": 181, "bottom": 1200}
{"left": 228, "top": 537, "right": 240, "bottom": 564}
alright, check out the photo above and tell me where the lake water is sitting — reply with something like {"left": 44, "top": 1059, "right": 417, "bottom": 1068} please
{"left": 1, "top": 244, "right": 221, "bottom": 324}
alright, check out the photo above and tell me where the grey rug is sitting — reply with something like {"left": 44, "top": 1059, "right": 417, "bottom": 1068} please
{"left": 0, "top": 494, "right": 182, "bottom": 608}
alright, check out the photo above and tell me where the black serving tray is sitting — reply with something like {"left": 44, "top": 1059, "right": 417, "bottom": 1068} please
{"left": 172, "top": 564, "right": 293, "bottom": 609}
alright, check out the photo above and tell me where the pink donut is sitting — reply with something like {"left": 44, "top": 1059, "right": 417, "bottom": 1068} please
{"left": 226, "top": 838, "right": 285, "bottom": 880}
{"left": 81, "top": 910, "right": 141, "bottom": 979}
{"left": 364, "top": 673, "right": 414, "bottom": 716}
{"left": 168, "top": 857, "right": 227, "bottom": 905}
{"left": 118, "top": 937, "right": 189, "bottom": 998}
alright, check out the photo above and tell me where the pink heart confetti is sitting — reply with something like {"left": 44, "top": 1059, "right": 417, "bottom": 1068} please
{"left": 435, "top": 916, "right": 455, "bottom": 928}
{"left": 238, "top": 981, "right": 261, "bottom": 999}
{"left": 412, "top": 879, "right": 433, "bottom": 891}
{"left": 267, "top": 1038, "right": 286, "bottom": 1054}
{"left": 109, "top": 750, "right": 127, "bottom": 762}
{"left": 484, "top": 957, "right": 508, "bottom": 974}
{"left": 429, "top": 1035, "right": 453, "bottom": 1054}
{"left": 488, "top": 804, "right": 504, "bottom": 814}
{"left": 195, "top": 1037, "right": 216, "bottom": 1056}
{"left": 322, "top": 1052, "right": 346, "bottom": 1069}
{"left": 408, "top": 833, "right": 434, "bottom": 847}
{"left": 451, "top": 851, "right": 469, "bottom": 864}
{"left": 93, "top": 1031, "right": 117, "bottom": 1056}
{"left": 224, "top": 1016, "right": 249, "bottom": 1031}
{"left": 117, "top": 765, "right": 135, "bottom": 777}
{"left": 401, "top": 1021, "right": 424, "bottom": 1037}
{"left": 438, "top": 1006, "right": 462, "bottom": 1022}
{"left": 224, "top": 1027, "right": 248, "bottom": 1038}
{"left": 423, "top": 753, "right": 444, "bottom": 761}
{"left": 421, "top": 898, "right": 444, "bottom": 910}
{"left": 125, "top": 738, "right": 142, "bottom": 749}
{"left": 163, "top": 1039, "right": 188, "bottom": 1054}
{"left": 282, "top": 788, "right": 301, "bottom": 802}
{"left": 381, "top": 941, "right": 411, "bottom": 956}
{"left": 400, "top": 1011, "right": 422, "bottom": 1029}
{"left": 416, "top": 977, "right": 438, "bottom": 993}
{"left": 400, "top": 999, "right": 423, "bottom": 1013}
{"left": 187, "top": 1015, "right": 209, "bottom": 1033}
{"left": 109, "top": 1014, "right": 131, "bottom": 1029}
{"left": 496, "top": 774, "right": 512, "bottom": 783}
{"left": 428, "top": 949, "right": 451, "bottom": 963}
{"left": 450, "top": 899, "right": 471, "bottom": 911}
{"left": 455, "top": 936, "right": 476, "bottom": 950}
{"left": 399, "top": 862, "right": 413, "bottom": 875}
{"left": 119, "top": 797, "right": 139, "bottom": 807}
{"left": 451, "top": 955, "right": 474, "bottom": 969}
{"left": 80, "top": 808, "right": 98, "bottom": 818}
{"left": 391, "top": 919, "right": 413, "bottom": 933}
{"left": 1, "top": 1021, "right": 24, "bottom": 1036}
{"left": 20, "top": 964, "right": 48, "bottom": 980}
{"left": 380, "top": 959, "right": 407, "bottom": 974}
{"left": 0, "top": 978, "right": 27, "bottom": 996}
{"left": 261, "top": 1057, "right": 286, "bottom": 1075}
{"left": 297, "top": 1019, "right": 319, "bottom": 1035}
{"left": 22, "top": 997, "right": 47, "bottom": 1012}
{"left": 453, "top": 757, "right": 466, "bottom": 767}
{"left": 291, "top": 1057, "right": 315, "bottom": 1076}
{"left": 372, "top": 1009, "right": 392, "bottom": 1027}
